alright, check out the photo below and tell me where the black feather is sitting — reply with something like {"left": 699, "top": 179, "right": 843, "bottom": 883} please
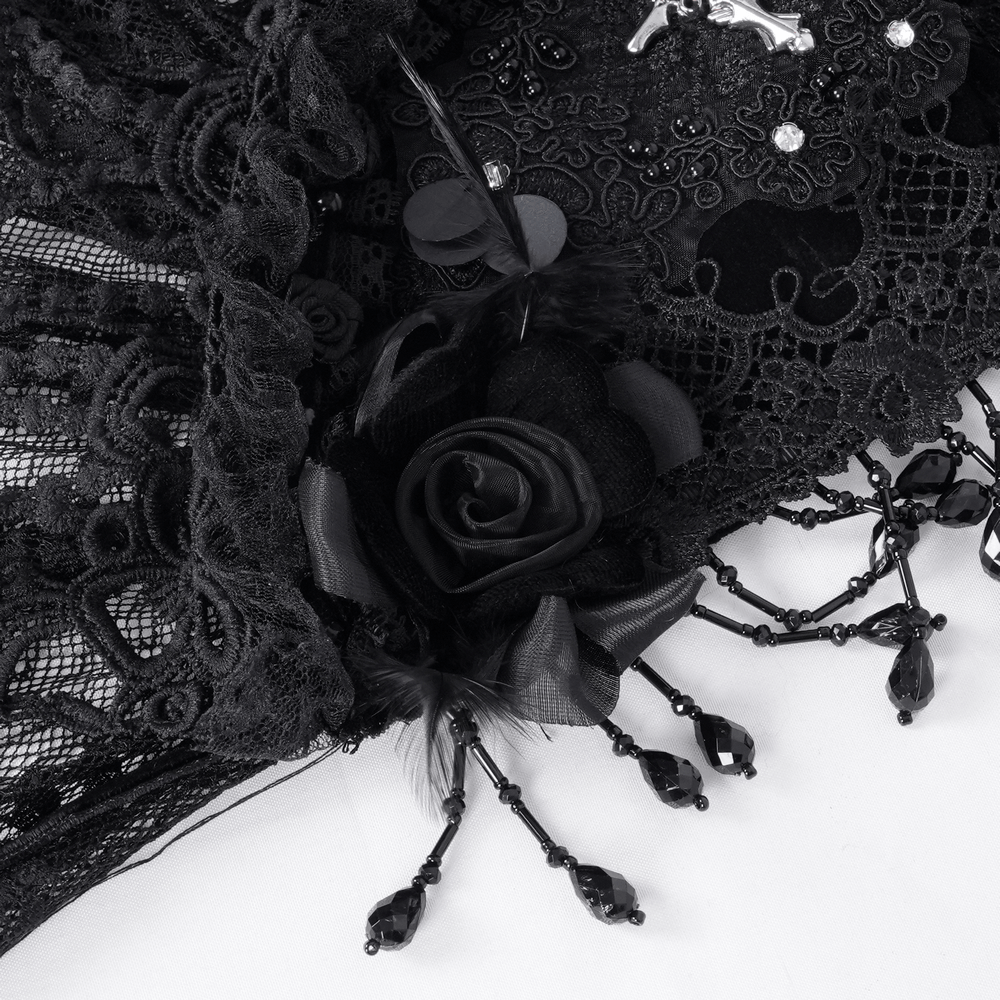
{"left": 351, "top": 649, "right": 530, "bottom": 809}
{"left": 388, "top": 34, "right": 532, "bottom": 270}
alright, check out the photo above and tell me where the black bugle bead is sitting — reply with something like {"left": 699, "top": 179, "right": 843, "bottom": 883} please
{"left": 968, "top": 444, "right": 997, "bottom": 479}
{"left": 451, "top": 742, "right": 466, "bottom": 791}
{"left": 698, "top": 605, "right": 752, "bottom": 636}
{"left": 771, "top": 628, "right": 825, "bottom": 644}
{"left": 706, "top": 549, "right": 726, "bottom": 571}
{"left": 513, "top": 804, "right": 551, "bottom": 845}
{"left": 630, "top": 657, "right": 679, "bottom": 699}
{"left": 813, "top": 480, "right": 838, "bottom": 503}
{"left": 894, "top": 552, "right": 920, "bottom": 608}
{"left": 967, "top": 378, "right": 995, "bottom": 411}
{"left": 856, "top": 450, "right": 876, "bottom": 472}
{"left": 811, "top": 590, "right": 855, "bottom": 621}
{"left": 732, "top": 586, "right": 784, "bottom": 617}
{"left": 468, "top": 741, "right": 507, "bottom": 787}
{"left": 430, "top": 821, "right": 462, "bottom": 858}
{"left": 772, "top": 505, "right": 797, "bottom": 522}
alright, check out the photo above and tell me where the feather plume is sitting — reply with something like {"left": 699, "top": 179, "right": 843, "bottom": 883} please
{"left": 388, "top": 34, "right": 532, "bottom": 271}
{"left": 351, "top": 649, "right": 530, "bottom": 809}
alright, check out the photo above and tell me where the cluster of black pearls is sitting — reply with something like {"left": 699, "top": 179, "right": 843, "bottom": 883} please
{"left": 810, "top": 61, "right": 851, "bottom": 104}
{"left": 479, "top": 31, "right": 575, "bottom": 102}
{"left": 623, "top": 116, "right": 715, "bottom": 186}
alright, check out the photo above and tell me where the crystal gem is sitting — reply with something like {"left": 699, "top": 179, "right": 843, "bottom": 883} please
{"left": 637, "top": 751, "right": 704, "bottom": 807}
{"left": 695, "top": 714, "right": 755, "bottom": 775}
{"left": 857, "top": 603, "right": 913, "bottom": 647}
{"left": 981, "top": 507, "right": 1000, "bottom": 580}
{"left": 895, "top": 449, "right": 958, "bottom": 498}
{"left": 936, "top": 479, "right": 992, "bottom": 526}
{"left": 886, "top": 19, "right": 916, "bottom": 49}
{"left": 365, "top": 886, "right": 426, "bottom": 950}
{"left": 569, "top": 865, "right": 638, "bottom": 924}
{"left": 772, "top": 122, "right": 805, "bottom": 153}
{"left": 886, "top": 638, "right": 935, "bottom": 712}
{"left": 869, "top": 519, "right": 920, "bottom": 577}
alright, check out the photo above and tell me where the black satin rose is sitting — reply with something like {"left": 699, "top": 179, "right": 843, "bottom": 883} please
{"left": 287, "top": 274, "right": 362, "bottom": 362}
{"left": 395, "top": 416, "right": 603, "bottom": 595}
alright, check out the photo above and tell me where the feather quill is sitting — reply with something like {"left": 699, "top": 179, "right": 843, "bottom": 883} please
{"left": 388, "top": 34, "right": 532, "bottom": 271}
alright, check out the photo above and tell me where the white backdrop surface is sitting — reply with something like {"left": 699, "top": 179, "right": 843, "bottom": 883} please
{"left": 4, "top": 375, "right": 1000, "bottom": 1000}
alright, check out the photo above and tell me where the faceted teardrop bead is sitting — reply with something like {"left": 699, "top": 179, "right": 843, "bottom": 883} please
{"left": 894, "top": 449, "right": 958, "bottom": 498}
{"left": 856, "top": 603, "right": 913, "bottom": 647}
{"left": 885, "top": 638, "right": 935, "bottom": 712}
{"left": 869, "top": 518, "right": 920, "bottom": 577}
{"left": 569, "top": 865, "right": 639, "bottom": 924}
{"left": 694, "top": 714, "right": 755, "bottom": 776}
{"left": 637, "top": 750, "right": 704, "bottom": 807}
{"left": 935, "top": 479, "right": 992, "bottom": 527}
{"left": 981, "top": 507, "right": 1000, "bottom": 580}
{"left": 365, "top": 886, "right": 426, "bottom": 950}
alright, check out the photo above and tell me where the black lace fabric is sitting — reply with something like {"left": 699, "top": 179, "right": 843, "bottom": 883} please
{"left": 1, "top": 0, "right": 998, "bottom": 954}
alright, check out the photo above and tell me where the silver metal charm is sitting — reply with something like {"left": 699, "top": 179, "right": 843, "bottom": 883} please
{"left": 627, "top": 0, "right": 815, "bottom": 57}
{"left": 627, "top": 0, "right": 702, "bottom": 56}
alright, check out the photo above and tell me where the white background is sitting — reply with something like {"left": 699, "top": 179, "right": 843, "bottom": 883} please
{"left": 4, "top": 372, "right": 1000, "bottom": 1000}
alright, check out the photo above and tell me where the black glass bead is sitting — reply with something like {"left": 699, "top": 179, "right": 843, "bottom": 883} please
{"left": 895, "top": 449, "right": 958, "bottom": 498}
{"left": 643, "top": 163, "right": 662, "bottom": 182}
{"left": 811, "top": 72, "right": 833, "bottom": 90}
{"left": 498, "top": 783, "right": 521, "bottom": 804}
{"left": 537, "top": 35, "right": 554, "bottom": 52}
{"left": 569, "top": 865, "right": 639, "bottom": 924}
{"left": 829, "top": 623, "right": 848, "bottom": 646}
{"left": 829, "top": 85, "right": 847, "bottom": 102}
{"left": 936, "top": 479, "right": 992, "bottom": 527}
{"left": 496, "top": 69, "right": 517, "bottom": 88}
{"left": 783, "top": 609, "right": 804, "bottom": 631}
{"left": 685, "top": 160, "right": 707, "bottom": 181}
{"left": 644, "top": 142, "right": 662, "bottom": 160}
{"left": 836, "top": 491, "right": 855, "bottom": 513}
{"left": 869, "top": 519, "right": 920, "bottom": 577}
{"left": 612, "top": 733, "right": 635, "bottom": 755}
{"left": 672, "top": 114, "right": 691, "bottom": 134}
{"left": 946, "top": 430, "right": 967, "bottom": 452}
{"left": 822, "top": 62, "right": 842, "bottom": 76}
{"left": 685, "top": 119, "right": 706, "bottom": 136}
{"left": 661, "top": 156, "right": 680, "bottom": 178}
{"left": 980, "top": 507, "right": 1000, "bottom": 580}
{"left": 671, "top": 694, "right": 695, "bottom": 716}
{"left": 716, "top": 565, "right": 738, "bottom": 585}
{"left": 857, "top": 602, "right": 912, "bottom": 647}
{"left": 417, "top": 862, "right": 441, "bottom": 885}
{"left": 752, "top": 624, "right": 773, "bottom": 646}
{"left": 524, "top": 78, "right": 545, "bottom": 98}
{"left": 546, "top": 845, "right": 570, "bottom": 868}
{"left": 886, "top": 638, "right": 935, "bottom": 712}
{"left": 552, "top": 45, "right": 570, "bottom": 63}
{"left": 637, "top": 751, "right": 704, "bottom": 807}
{"left": 799, "top": 508, "right": 818, "bottom": 529}
{"left": 366, "top": 886, "right": 426, "bottom": 951}
{"left": 626, "top": 139, "right": 645, "bottom": 158}
{"left": 848, "top": 576, "right": 869, "bottom": 596}
{"left": 694, "top": 714, "right": 755, "bottom": 775}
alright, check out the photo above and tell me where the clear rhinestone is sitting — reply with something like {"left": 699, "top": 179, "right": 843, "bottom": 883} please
{"left": 772, "top": 122, "right": 805, "bottom": 153}
{"left": 886, "top": 20, "right": 916, "bottom": 49}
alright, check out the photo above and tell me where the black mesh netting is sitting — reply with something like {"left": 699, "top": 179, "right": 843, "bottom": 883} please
{"left": 2, "top": 0, "right": 1000, "bottom": 954}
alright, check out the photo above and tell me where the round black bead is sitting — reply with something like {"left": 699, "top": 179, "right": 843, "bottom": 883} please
{"left": 716, "top": 565, "right": 738, "bottom": 586}
{"left": 868, "top": 465, "right": 892, "bottom": 487}
{"left": 685, "top": 119, "right": 706, "bottom": 136}
{"left": 498, "top": 783, "right": 522, "bottom": 804}
{"left": 626, "top": 139, "right": 645, "bottom": 158}
{"left": 812, "top": 72, "right": 833, "bottom": 90}
{"left": 742, "top": 763, "right": 758, "bottom": 779}
{"left": 817, "top": 510, "right": 832, "bottom": 524}
{"left": 552, "top": 45, "right": 569, "bottom": 62}
{"left": 562, "top": 855, "right": 578, "bottom": 871}
{"left": 497, "top": 69, "right": 516, "bottom": 88}
{"left": 946, "top": 431, "right": 967, "bottom": 452}
{"left": 643, "top": 163, "right": 662, "bottom": 182}
{"left": 830, "top": 85, "right": 848, "bottom": 103}
{"left": 685, "top": 160, "right": 707, "bottom": 181}
{"left": 784, "top": 609, "right": 804, "bottom": 631}
{"left": 364, "top": 939, "right": 381, "bottom": 955}
{"left": 644, "top": 142, "right": 662, "bottom": 160}
{"left": 897, "top": 709, "right": 914, "bottom": 726}
{"left": 546, "top": 846, "right": 570, "bottom": 868}
{"left": 672, "top": 114, "right": 691, "bottom": 133}
{"left": 693, "top": 794, "right": 709, "bottom": 811}
{"left": 418, "top": 863, "right": 441, "bottom": 885}
{"left": 661, "top": 156, "right": 680, "bottom": 178}
{"left": 689, "top": 707, "right": 704, "bottom": 721}
{"left": 671, "top": 695, "right": 695, "bottom": 716}
{"left": 442, "top": 795, "right": 466, "bottom": 817}
{"left": 799, "top": 508, "right": 818, "bottom": 530}
{"left": 822, "top": 62, "right": 842, "bottom": 76}
{"left": 752, "top": 624, "right": 774, "bottom": 647}
{"left": 524, "top": 79, "right": 544, "bottom": 98}
{"left": 931, "top": 614, "right": 948, "bottom": 631}
{"left": 628, "top": 910, "right": 646, "bottom": 926}
{"left": 829, "top": 623, "right": 848, "bottom": 646}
